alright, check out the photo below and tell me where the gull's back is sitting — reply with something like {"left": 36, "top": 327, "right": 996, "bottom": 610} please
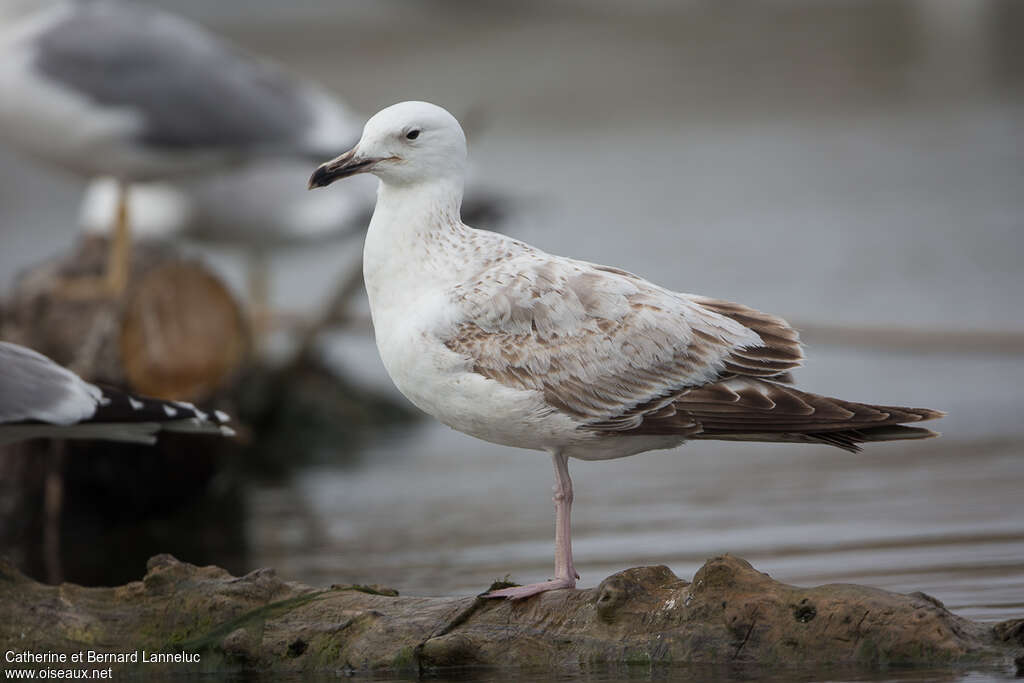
{"left": 0, "top": 341, "right": 101, "bottom": 425}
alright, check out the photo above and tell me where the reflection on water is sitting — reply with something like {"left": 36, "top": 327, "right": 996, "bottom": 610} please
{"left": 248, "top": 421, "right": 1024, "bottom": 624}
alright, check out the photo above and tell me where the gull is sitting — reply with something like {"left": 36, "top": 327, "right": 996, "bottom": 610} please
{"left": 78, "top": 164, "right": 373, "bottom": 250}
{"left": 77, "top": 162, "right": 374, "bottom": 324}
{"left": 0, "top": 341, "right": 234, "bottom": 446}
{"left": 309, "top": 101, "right": 944, "bottom": 600}
{"left": 0, "top": 0, "right": 358, "bottom": 297}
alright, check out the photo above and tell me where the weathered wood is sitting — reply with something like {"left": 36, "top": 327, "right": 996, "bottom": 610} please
{"left": 2, "top": 236, "right": 248, "bottom": 399}
{"left": 119, "top": 261, "right": 248, "bottom": 400}
{"left": 0, "top": 554, "right": 1019, "bottom": 676}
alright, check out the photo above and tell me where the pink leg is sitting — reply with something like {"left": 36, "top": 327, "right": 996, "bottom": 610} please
{"left": 483, "top": 451, "right": 578, "bottom": 599}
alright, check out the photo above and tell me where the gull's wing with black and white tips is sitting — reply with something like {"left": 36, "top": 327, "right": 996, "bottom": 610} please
{"left": 0, "top": 341, "right": 233, "bottom": 446}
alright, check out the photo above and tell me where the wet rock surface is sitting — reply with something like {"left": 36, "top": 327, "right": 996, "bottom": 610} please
{"left": 0, "top": 553, "right": 1019, "bottom": 676}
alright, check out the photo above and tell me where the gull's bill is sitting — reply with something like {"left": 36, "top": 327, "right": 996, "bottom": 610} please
{"left": 309, "top": 148, "right": 387, "bottom": 189}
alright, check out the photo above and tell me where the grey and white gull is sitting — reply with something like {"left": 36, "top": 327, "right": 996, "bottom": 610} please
{"left": 77, "top": 161, "right": 375, "bottom": 321}
{"left": 309, "top": 101, "right": 943, "bottom": 600}
{"left": 0, "top": 0, "right": 359, "bottom": 295}
{"left": 0, "top": 341, "right": 233, "bottom": 446}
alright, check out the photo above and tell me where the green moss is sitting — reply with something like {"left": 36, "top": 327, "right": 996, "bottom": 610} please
{"left": 390, "top": 645, "right": 418, "bottom": 670}
{"left": 485, "top": 575, "right": 519, "bottom": 592}
{"left": 134, "top": 604, "right": 220, "bottom": 647}
{"left": 854, "top": 638, "right": 889, "bottom": 668}
{"left": 62, "top": 624, "right": 98, "bottom": 646}
{"left": 306, "top": 633, "right": 344, "bottom": 667}
{"left": 340, "top": 584, "right": 399, "bottom": 597}
{"left": 172, "top": 590, "right": 329, "bottom": 652}
{"left": 624, "top": 649, "right": 652, "bottom": 666}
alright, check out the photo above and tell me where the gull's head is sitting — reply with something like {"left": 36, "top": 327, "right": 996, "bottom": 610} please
{"left": 309, "top": 101, "right": 466, "bottom": 189}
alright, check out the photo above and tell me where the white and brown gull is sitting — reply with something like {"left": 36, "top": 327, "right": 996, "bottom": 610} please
{"left": 0, "top": 341, "right": 233, "bottom": 446}
{"left": 309, "top": 101, "right": 943, "bottom": 600}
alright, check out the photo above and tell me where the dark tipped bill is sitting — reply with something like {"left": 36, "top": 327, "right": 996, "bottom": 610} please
{"left": 309, "top": 148, "right": 377, "bottom": 189}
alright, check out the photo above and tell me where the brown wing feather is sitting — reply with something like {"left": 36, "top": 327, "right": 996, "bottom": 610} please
{"left": 701, "top": 425, "right": 938, "bottom": 453}
{"left": 446, "top": 253, "right": 806, "bottom": 430}
{"left": 691, "top": 296, "right": 804, "bottom": 379}
{"left": 620, "top": 376, "right": 943, "bottom": 451}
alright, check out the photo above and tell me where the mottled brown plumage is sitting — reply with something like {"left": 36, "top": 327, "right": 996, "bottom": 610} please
{"left": 444, "top": 251, "right": 941, "bottom": 452}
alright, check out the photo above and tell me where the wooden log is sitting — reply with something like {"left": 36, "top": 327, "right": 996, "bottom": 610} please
{"left": 1, "top": 236, "right": 248, "bottom": 399}
{"left": 0, "top": 554, "right": 1019, "bottom": 676}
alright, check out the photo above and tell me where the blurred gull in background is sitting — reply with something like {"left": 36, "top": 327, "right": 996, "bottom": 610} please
{"left": 0, "top": 0, "right": 361, "bottom": 297}
{"left": 78, "top": 165, "right": 372, "bottom": 249}
{"left": 77, "top": 162, "right": 375, "bottom": 319}
{"left": 0, "top": 340, "right": 233, "bottom": 445}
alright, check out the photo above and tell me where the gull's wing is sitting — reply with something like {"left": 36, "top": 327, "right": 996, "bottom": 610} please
{"left": 0, "top": 341, "right": 102, "bottom": 425}
{"left": 443, "top": 250, "right": 803, "bottom": 432}
{"left": 25, "top": 1, "right": 358, "bottom": 154}
{"left": 0, "top": 341, "right": 233, "bottom": 445}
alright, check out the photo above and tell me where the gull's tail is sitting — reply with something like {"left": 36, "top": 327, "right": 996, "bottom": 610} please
{"left": 632, "top": 377, "right": 944, "bottom": 453}
{"left": 692, "top": 422, "right": 940, "bottom": 453}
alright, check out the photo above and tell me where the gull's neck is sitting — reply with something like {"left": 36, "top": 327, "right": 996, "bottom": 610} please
{"left": 363, "top": 176, "right": 471, "bottom": 314}
{"left": 373, "top": 176, "right": 465, "bottom": 234}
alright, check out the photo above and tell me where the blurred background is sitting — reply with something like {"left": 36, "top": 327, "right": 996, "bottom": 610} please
{"left": 0, "top": 0, "right": 1021, "bottom": 630}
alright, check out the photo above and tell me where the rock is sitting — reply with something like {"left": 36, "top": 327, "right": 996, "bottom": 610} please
{"left": 0, "top": 554, "right": 1018, "bottom": 676}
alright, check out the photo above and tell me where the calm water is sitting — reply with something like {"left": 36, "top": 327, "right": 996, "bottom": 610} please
{"left": 1, "top": 2, "right": 1022, "bottom": 680}
{"left": 249, "top": 405, "right": 1024, "bottom": 624}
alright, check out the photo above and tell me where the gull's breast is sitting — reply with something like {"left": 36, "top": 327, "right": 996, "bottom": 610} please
{"left": 371, "top": 294, "right": 585, "bottom": 452}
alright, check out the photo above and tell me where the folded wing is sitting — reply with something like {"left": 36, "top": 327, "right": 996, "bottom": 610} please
{"left": 444, "top": 250, "right": 802, "bottom": 432}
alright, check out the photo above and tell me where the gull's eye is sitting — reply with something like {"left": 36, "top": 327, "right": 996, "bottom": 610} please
{"left": 405, "top": 129, "right": 420, "bottom": 140}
